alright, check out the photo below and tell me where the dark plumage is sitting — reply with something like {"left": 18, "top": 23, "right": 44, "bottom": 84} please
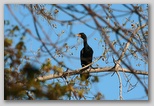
{"left": 77, "top": 33, "right": 93, "bottom": 81}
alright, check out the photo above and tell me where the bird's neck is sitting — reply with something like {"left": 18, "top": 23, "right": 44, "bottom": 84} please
{"left": 83, "top": 39, "right": 88, "bottom": 47}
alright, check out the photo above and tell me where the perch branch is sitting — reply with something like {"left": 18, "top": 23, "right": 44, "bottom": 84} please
{"left": 35, "top": 67, "right": 148, "bottom": 81}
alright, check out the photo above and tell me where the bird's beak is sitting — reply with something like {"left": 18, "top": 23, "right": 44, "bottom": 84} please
{"left": 77, "top": 33, "right": 81, "bottom": 37}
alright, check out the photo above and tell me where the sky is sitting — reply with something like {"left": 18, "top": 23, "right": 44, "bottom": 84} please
{"left": 4, "top": 4, "right": 148, "bottom": 100}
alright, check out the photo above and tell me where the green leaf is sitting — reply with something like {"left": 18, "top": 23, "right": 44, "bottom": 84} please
{"left": 4, "top": 38, "right": 12, "bottom": 47}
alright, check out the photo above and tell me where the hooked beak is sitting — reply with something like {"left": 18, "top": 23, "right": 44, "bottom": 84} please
{"left": 77, "top": 33, "right": 81, "bottom": 37}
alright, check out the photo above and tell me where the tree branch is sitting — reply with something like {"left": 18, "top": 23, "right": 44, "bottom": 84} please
{"left": 116, "top": 72, "right": 123, "bottom": 100}
{"left": 35, "top": 67, "right": 148, "bottom": 81}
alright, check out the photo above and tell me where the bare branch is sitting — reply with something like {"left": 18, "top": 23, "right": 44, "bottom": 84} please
{"left": 36, "top": 67, "right": 148, "bottom": 81}
{"left": 116, "top": 72, "right": 123, "bottom": 100}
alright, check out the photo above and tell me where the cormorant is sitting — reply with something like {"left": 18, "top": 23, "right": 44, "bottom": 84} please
{"left": 77, "top": 33, "right": 93, "bottom": 81}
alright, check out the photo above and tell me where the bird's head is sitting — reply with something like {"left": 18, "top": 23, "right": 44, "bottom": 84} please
{"left": 77, "top": 33, "right": 87, "bottom": 40}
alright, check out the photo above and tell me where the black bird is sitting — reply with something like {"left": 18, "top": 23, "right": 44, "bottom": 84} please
{"left": 77, "top": 33, "right": 93, "bottom": 81}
